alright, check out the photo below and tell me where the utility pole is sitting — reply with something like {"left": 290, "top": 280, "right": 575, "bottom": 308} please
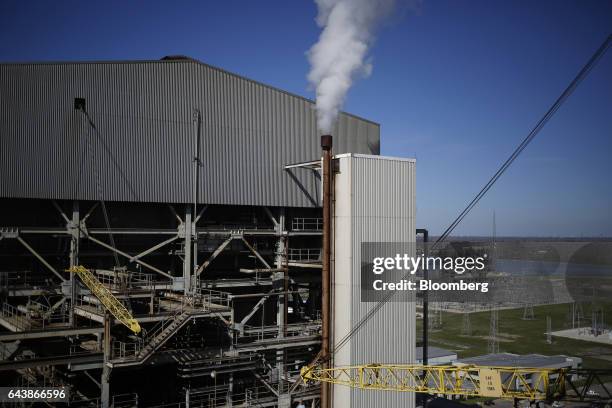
{"left": 488, "top": 307, "right": 499, "bottom": 354}
{"left": 416, "top": 229, "right": 429, "bottom": 366}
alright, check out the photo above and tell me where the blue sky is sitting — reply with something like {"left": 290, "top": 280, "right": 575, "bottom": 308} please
{"left": 1, "top": 0, "right": 610, "bottom": 237}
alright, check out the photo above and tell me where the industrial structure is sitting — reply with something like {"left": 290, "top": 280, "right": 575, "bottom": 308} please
{"left": 3, "top": 48, "right": 607, "bottom": 408}
{"left": 0, "top": 57, "right": 380, "bottom": 407}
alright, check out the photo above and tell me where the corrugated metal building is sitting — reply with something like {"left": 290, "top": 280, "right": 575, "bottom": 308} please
{"left": 0, "top": 58, "right": 379, "bottom": 207}
{"left": 333, "top": 154, "right": 416, "bottom": 408}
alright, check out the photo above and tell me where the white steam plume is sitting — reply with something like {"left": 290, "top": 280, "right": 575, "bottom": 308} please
{"left": 307, "top": 0, "right": 395, "bottom": 134}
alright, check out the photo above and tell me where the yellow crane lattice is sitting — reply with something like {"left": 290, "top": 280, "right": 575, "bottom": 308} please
{"left": 69, "top": 265, "right": 141, "bottom": 334}
{"left": 301, "top": 364, "right": 567, "bottom": 400}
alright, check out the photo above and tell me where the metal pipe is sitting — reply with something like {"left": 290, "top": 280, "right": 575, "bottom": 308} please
{"left": 416, "top": 228, "right": 429, "bottom": 366}
{"left": 321, "top": 134, "right": 332, "bottom": 408}
{"left": 192, "top": 110, "right": 201, "bottom": 287}
{"left": 101, "top": 312, "right": 111, "bottom": 408}
{"left": 70, "top": 201, "right": 80, "bottom": 327}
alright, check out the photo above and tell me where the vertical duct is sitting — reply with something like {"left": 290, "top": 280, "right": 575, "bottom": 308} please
{"left": 321, "top": 134, "right": 332, "bottom": 408}
{"left": 191, "top": 109, "right": 201, "bottom": 292}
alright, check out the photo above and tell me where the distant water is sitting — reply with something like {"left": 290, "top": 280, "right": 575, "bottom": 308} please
{"left": 495, "top": 259, "right": 612, "bottom": 276}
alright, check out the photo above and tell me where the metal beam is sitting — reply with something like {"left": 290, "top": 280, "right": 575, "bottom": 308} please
{"left": 233, "top": 336, "right": 320, "bottom": 353}
{"left": 130, "top": 235, "right": 179, "bottom": 262}
{"left": 0, "top": 326, "right": 104, "bottom": 341}
{"left": 0, "top": 352, "right": 103, "bottom": 371}
{"left": 194, "top": 205, "right": 208, "bottom": 224}
{"left": 84, "top": 370, "right": 101, "bottom": 389}
{"left": 16, "top": 236, "right": 66, "bottom": 281}
{"left": 195, "top": 236, "right": 234, "bottom": 276}
{"left": 287, "top": 262, "right": 322, "bottom": 269}
{"left": 283, "top": 160, "right": 321, "bottom": 170}
{"left": 239, "top": 289, "right": 275, "bottom": 327}
{"left": 101, "top": 312, "right": 111, "bottom": 408}
{"left": 81, "top": 202, "right": 99, "bottom": 224}
{"left": 167, "top": 204, "right": 183, "bottom": 224}
{"left": 183, "top": 206, "right": 192, "bottom": 294}
{"left": 69, "top": 201, "right": 80, "bottom": 326}
{"left": 241, "top": 237, "right": 271, "bottom": 269}
{"left": 263, "top": 207, "right": 279, "bottom": 228}
{"left": 51, "top": 200, "right": 71, "bottom": 224}
{"left": 253, "top": 371, "right": 279, "bottom": 397}
{"left": 43, "top": 297, "right": 67, "bottom": 320}
{"left": 85, "top": 233, "right": 173, "bottom": 279}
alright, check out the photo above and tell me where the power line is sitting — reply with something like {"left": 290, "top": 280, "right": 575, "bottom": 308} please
{"left": 436, "top": 33, "right": 611, "bottom": 244}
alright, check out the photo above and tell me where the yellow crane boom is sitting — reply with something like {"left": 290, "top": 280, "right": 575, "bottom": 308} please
{"left": 69, "top": 265, "right": 141, "bottom": 334}
{"left": 301, "top": 364, "right": 566, "bottom": 400}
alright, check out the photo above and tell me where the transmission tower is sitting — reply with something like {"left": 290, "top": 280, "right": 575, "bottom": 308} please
{"left": 488, "top": 307, "right": 499, "bottom": 354}
{"left": 571, "top": 302, "right": 584, "bottom": 329}
{"left": 429, "top": 304, "right": 443, "bottom": 329}
{"left": 522, "top": 303, "right": 535, "bottom": 320}
{"left": 489, "top": 210, "right": 497, "bottom": 276}
{"left": 462, "top": 311, "right": 472, "bottom": 336}
{"left": 592, "top": 307, "right": 604, "bottom": 336}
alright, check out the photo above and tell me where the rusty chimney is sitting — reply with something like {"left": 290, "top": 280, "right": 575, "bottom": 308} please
{"left": 320, "top": 134, "right": 332, "bottom": 408}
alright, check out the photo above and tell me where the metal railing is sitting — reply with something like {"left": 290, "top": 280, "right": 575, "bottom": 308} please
{"left": 92, "top": 268, "right": 154, "bottom": 291}
{"left": 112, "top": 298, "right": 189, "bottom": 360}
{"left": 110, "top": 288, "right": 231, "bottom": 361}
{"left": 239, "top": 321, "right": 321, "bottom": 343}
{"left": 0, "top": 303, "right": 69, "bottom": 331}
{"left": 288, "top": 248, "right": 322, "bottom": 262}
{"left": 192, "top": 287, "right": 231, "bottom": 309}
{"left": 70, "top": 392, "right": 139, "bottom": 407}
{"left": 292, "top": 217, "right": 323, "bottom": 231}
{"left": 112, "top": 340, "right": 143, "bottom": 359}
{"left": 1, "top": 303, "right": 31, "bottom": 330}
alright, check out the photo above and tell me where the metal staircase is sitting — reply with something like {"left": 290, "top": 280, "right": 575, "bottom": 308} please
{"left": 110, "top": 307, "right": 213, "bottom": 368}
{"left": 136, "top": 311, "right": 191, "bottom": 361}
{"left": 106, "top": 288, "right": 231, "bottom": 368}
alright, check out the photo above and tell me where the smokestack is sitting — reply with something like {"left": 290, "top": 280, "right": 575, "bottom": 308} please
{"left": 321, "top": 134, "right": 332, "bottom": 408}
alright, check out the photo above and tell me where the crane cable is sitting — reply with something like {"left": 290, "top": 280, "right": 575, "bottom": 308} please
{"left": 324, "top": 33, "right": 612, "bottom": 363}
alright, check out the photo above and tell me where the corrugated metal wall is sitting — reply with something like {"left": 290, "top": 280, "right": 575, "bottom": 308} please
{"left": 0, "top": 60, "right": 379, "bottom": 207}
{"left": 333, "top": 154, "right": 416, "bottom": 408}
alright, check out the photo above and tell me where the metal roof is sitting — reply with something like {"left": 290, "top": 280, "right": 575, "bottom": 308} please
{"left": 455, "top": 353, "right": 580, "bottom": 368}
{"left": 416, "top": 346, "right": 457, "bottom": 360}
{"left": 0, "top": 58, "right": 380, "bottom": 207}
